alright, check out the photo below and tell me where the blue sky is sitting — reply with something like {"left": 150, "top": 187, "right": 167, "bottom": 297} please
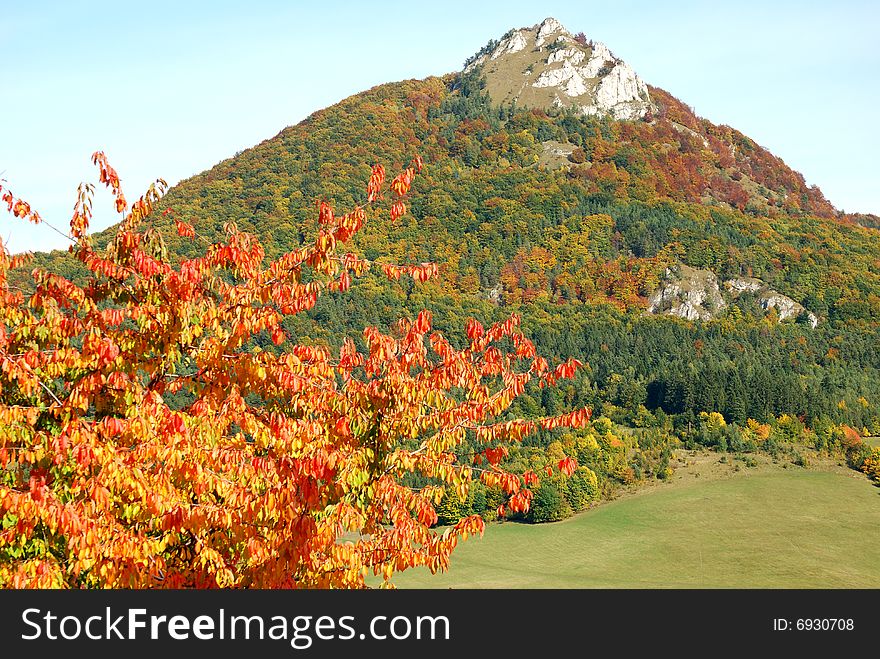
{"left": 2, "top": 0, "right": 878, "bottom": 254}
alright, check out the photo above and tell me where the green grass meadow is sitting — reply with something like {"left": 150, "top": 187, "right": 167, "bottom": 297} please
{"left": 394, "top": 470, "right": 880, "bottom": 588}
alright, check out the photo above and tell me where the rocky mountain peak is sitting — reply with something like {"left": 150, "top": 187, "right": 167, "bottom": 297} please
{"left": 464, "top": 17, "right": 653, "bottom": 120}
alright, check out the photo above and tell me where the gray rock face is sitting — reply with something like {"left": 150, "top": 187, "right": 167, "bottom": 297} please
{"left": 646, "top": 269, "right": 819, "bottom": 327}
{"left": 647, "top": 265, "right": 726, "bottom": 321}
{"left": 491, "top": 30, "right": 528, "bottom": 58}
{"left": 724, "top": 278, "right": 819, "bottom": 327}
{"left": 535, "top": 17, "right": 566, "bottom": 47}
{"left": 724, "top": 277, "right": 764, "bottom": 295}
{"left": 465, "top": 17, "right": 654, "bottom": 121}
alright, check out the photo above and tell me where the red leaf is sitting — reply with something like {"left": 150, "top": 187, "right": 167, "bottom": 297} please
{"left": 466, "top": 318, "right": 484, "bottom": 341}
{"left": 558, "top": 456, "right": 577, "bottom": 477}
{"left": 176, "top": 220, "right": 195, "bottom": 238}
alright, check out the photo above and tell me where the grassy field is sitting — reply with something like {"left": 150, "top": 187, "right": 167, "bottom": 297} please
{"left": 394, "top": 463, "right": 880, "bottom": 589}
{"left": 864, "top": 436, "right": 880, "bottom": 448}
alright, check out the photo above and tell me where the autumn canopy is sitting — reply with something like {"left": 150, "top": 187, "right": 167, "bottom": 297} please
{"left": 0, "top": 149, "right": 587, "bottom": 588}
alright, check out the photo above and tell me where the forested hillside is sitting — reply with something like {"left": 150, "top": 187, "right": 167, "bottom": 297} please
{"left": 23, "top": 69, "right": 880, "bottom": 421}
{"left": 14, "top": 26, "right": 880, "bottom": 525}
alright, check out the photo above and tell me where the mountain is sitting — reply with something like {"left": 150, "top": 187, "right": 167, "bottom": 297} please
{"left": 460, "top": 18, "right": 836, "bottom": 220}
{"left": 464, "top": 17, "right": 653, "bottom": 121}
{"left": 18, "top": 17, "right": 880, "bottom": 433}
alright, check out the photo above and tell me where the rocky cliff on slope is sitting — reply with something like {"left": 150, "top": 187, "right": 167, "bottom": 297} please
{"left": 648, "top": 266, "right": 819, "bottom": 327}
{"left": 724, "top": 277, "right": 819, "bottom": 327}
{"left": 464, "top": 17, "right": 654, "bottom": 120}
{"left": 647, "top": 265, "right": 726, "bottom": 321}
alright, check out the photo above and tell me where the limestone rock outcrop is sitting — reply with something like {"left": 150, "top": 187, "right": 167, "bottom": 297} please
{"left": 646, "top": 268, "right": 819, "bottom": 328}
{"left": 465, "top": 17, "right": 653, "bottom": 121}
{"left": 647, "top": 265, "right": 726, "bottom": 321}
{"left": 724, "top": 278, "right": 819, "bottom": 327}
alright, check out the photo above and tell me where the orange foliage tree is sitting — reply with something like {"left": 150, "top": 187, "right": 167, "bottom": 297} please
{"left": 0, "top": 151, "right": 589, "bottom": 588}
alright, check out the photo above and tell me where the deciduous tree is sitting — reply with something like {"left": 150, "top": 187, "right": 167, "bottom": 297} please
{"left": 0, "top": 152, "right": 589, "bottom": 588}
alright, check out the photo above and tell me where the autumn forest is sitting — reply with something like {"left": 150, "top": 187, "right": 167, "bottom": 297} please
{"left": 2, "top": 17, "right": 879, "bottom": 589}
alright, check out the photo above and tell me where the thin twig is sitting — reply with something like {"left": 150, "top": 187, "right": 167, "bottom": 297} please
{"left": 37, "top": 380, "right": 62, "bottom": 406}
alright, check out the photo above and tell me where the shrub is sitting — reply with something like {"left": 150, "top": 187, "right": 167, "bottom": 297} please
{"left": 527, "top": 482, "right": 572, "bottom": 523}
